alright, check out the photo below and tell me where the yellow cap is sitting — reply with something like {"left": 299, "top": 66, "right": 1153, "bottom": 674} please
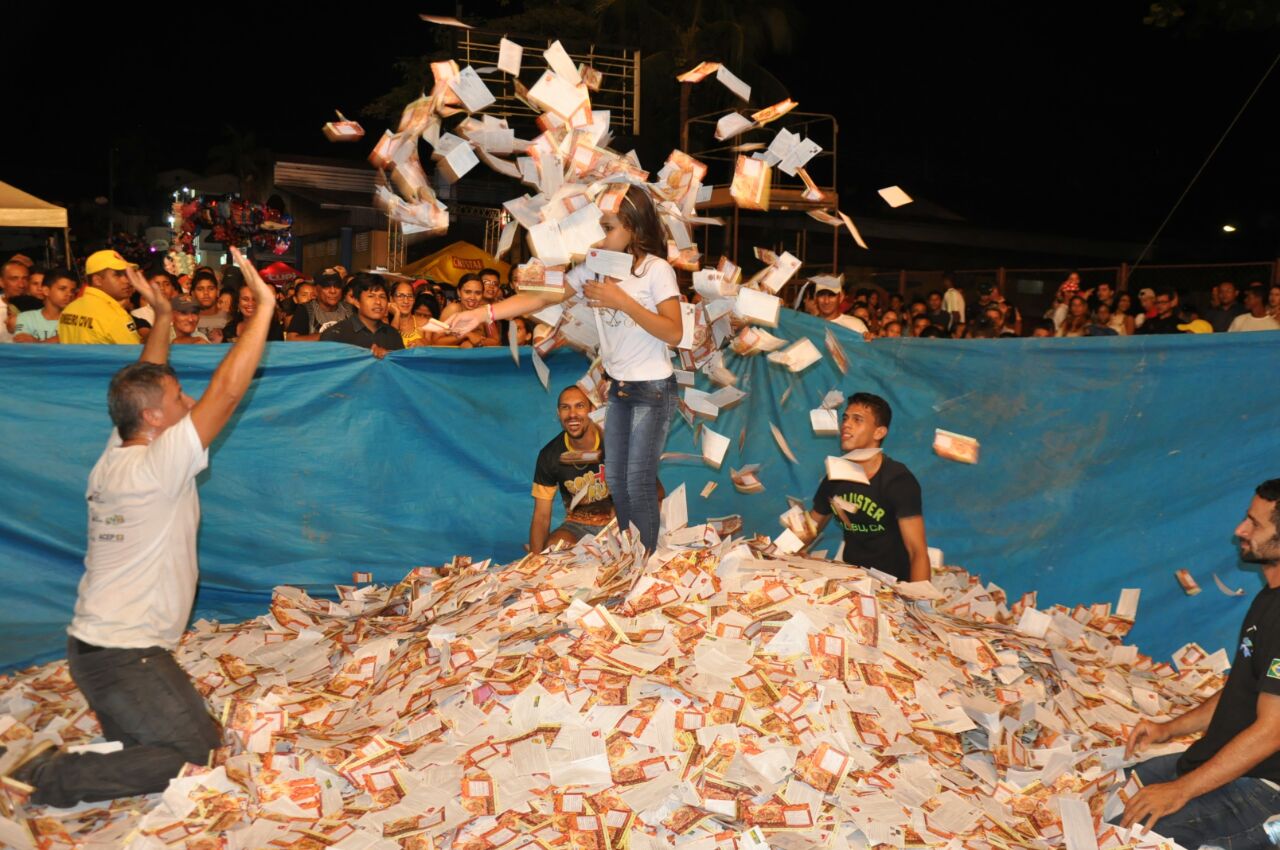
{"left": 84, "top": 250, "right": 136, "bottom": 276}
{"left": 1177, "top": 319, "right": 1213, "bottom": 334}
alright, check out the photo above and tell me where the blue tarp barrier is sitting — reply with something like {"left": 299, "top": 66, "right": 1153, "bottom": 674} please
{"left": 2, "top": 311, "right": 1274, "bottom": 671}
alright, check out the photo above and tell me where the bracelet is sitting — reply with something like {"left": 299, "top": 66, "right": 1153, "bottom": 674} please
{"left": 487, "top": 304, "right": 496, "bottom": 325}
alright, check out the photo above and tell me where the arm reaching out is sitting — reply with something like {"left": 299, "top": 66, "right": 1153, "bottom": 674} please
{"left": 448, "top": 292, "right": 554, "bottom": 336}
{"left": 189, "top": 247, "right": 276, "bottom": 448}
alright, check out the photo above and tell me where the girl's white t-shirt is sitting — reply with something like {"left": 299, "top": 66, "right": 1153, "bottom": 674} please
{"left": 567, "top": 256, "right": 680, "bottom": 381}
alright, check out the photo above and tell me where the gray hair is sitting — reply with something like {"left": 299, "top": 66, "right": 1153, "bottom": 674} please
{"left": 107, "top": 362, "right": 177, "bottom": 439}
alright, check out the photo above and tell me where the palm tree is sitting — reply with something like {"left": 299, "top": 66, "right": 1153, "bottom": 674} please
{"left": 207, "top": 125, "right": 273, "bottom": 201}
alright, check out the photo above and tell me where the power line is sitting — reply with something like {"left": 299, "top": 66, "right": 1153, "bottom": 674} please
{"left": 1130, "top": 50, "right": 1280, "bottom": 275}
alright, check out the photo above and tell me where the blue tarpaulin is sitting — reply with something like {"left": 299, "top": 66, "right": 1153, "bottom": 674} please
{"left": 2, "top": 311, "right": 1274, "bottom": 671}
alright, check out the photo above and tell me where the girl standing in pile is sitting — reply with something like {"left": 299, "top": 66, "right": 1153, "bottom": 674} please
{"left": 448, "top": 185, "right": 682, "bottom": 554}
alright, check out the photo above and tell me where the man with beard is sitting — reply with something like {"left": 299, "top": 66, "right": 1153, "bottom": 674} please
{"left": 1121, "top": 480, "right": 1280, "bottom": 847}
{"left": 319, "top": 274, "right": 403, "bottom": 358}
{"left": 529, "top": 387, "right": 613, "bottom": 553}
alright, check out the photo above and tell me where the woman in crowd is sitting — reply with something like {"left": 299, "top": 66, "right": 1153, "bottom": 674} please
{"left": 439, "top": 275, "right": 500, "bottom": 348}
{"left": 224, "top": 282, "right": 284, "bottom": 342}
{"left": 448, "top": 184, "right": 682, "bottom": 553}
{"left": 1118, "top": 292, "right": 1146, "bottom": 331}
{"left": 1057, "top": 295, "right": 1090, "bottom": 337}
{"left": 387, "top": 280, "right": 438, "bottom": 348}
{"left": 1110, "top": 293, "right": 1136, "bottom": 335}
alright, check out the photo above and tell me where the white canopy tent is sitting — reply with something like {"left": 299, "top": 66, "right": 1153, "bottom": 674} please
{"left": 0, "top": 180, "right": 71, "bottom": 265}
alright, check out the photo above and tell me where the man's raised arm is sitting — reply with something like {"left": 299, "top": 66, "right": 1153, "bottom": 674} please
{"left": 128, "top": 268, "right": 173, "bottom": 366}
{"left": 190, "top": 247, "right": 276, "bottom": 448}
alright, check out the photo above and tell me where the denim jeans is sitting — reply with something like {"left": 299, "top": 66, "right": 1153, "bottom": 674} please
{"left": 28, "top": 639, "right": 221, "bottom": 807}
{"left": 1115, "top": 753, "right": 1280, "bottom": 850}
{"left": 605, "top": 375, "right": 677, "bottom": 552}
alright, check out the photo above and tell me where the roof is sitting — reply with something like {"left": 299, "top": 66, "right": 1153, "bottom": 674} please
{"left": 0, "top": 180, "right": 67, "bottom": 228}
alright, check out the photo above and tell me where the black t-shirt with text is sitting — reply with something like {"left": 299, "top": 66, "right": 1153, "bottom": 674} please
{"left": 533, "top": 432, "right": 614, "bottom": 525}
{"left": 812, "top": 455, "right": 922, "bottom": 580}
{"left": 1179, "top": 585, "right": 1280, "bottom": 782}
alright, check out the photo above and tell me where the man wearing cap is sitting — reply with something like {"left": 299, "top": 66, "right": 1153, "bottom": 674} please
{"left": 170, "top": 296, "right": 211, "bottom": 343}
{"left": 974, "top": 282, "right": 1021, "bottom": 336}
{"left": 813, "top": 278, "right": 868, "bottom": 334}
{"left": 58, "top": 251, "right": 141, "bottom": 344}
{"left": 286, "top": 270, "right": 353, "bottom": 340}
{"left": 0, "top": 247, "right": 278, "bottom": 809}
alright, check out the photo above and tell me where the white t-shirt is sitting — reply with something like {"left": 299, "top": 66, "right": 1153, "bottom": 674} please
{"left": 1227, "top": 313, "right": 1280, "bottom": 332}
{"left": 68, "top": 415, "right": 210, "bottom": 650}
{"left": 567, "top": 256, "right": 680, "bottom": 381}
{"left": 830, "top": 314, "right": 869, "bottom": 334}
{"left": 943, "top": 287, "right": 966, "bottom": 324}
{"left": 1048, "top": 303, "right": 1068, "bottom": 331}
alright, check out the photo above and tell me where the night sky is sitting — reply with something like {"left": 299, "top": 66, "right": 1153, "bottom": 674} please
{"left": 6, "top": 1, "right": 1278, "bottom": 258}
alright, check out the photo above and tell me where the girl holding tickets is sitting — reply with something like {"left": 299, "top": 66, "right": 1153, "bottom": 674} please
{"left": 447, "top": 185, "right": 683, "bottom": 553}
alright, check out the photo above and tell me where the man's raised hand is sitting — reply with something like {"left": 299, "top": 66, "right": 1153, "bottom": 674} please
{"left": 127, "top": 267, "right": 170, "bottom": 315}
{"left": 230, "top": 246, "right": 274, "bottom": 308}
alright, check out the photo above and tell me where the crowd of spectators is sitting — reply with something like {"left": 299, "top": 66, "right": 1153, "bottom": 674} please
{"left": 798, "top": 271, "right": 1280, "bottom": 340}
{"left": 4, "top": 252, "right": 1279, "bottom": 353}
{"left": 0, "top": 251, "right": 538, "bottom": 357}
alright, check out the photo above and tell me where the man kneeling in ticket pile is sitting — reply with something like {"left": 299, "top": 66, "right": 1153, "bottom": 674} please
{"left": 1119, "top": 479, "right": 1280, "bottom": 848}
{"left": 0, "top": 247, "right": 276, "bottom": 812}
{"left": 803, "top": 392, "right": 930, "bottom": 583}
{"left": 529, "top": 386, "right": 616, "bottom": 553}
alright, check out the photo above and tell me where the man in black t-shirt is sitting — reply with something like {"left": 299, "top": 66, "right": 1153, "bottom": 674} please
{"left": 319, "top": 275, "right": 404, "bottom": 358}
{"left": 286, "top": 271, "right": 353, "bottom": 340}
{"left": 1120, "top": 480, "right": 1280, "bottom": 847}
{"left": 805, "top": 392, "right": 930, "bottom": 582}
{"left": 924, "top": 290, "right": 952, "bottom": 334}
{"left": 1136, "top": 289, "right": 1186, "bottom": 335}
{"left": 530, "top": 387, "right": 614, "bottom": 553}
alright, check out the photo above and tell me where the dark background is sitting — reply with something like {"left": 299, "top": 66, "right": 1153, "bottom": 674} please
{"left": 4, "top": 1, "right": 1278, "bottom": 258}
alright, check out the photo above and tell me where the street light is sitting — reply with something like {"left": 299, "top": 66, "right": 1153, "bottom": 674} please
{"left": 1222, "top": 224, "right": 1237, "bottom": 233}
